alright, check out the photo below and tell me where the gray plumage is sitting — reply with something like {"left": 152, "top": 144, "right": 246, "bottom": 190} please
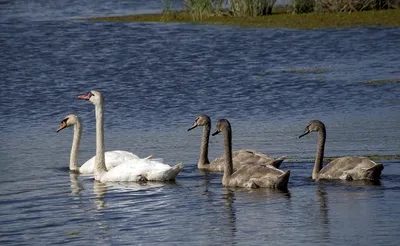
{"left": 188, "top": 114, "right": 286, "bottom": 172}
{"left": 299, "top": 120, "right": 383, "bottom": 181}
{"left": 212, "top": 119, "right": 290, "bottom": 189}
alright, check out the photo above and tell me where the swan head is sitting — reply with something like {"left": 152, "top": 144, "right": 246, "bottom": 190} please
{"left": 299, "top": 120, "right": 325, "bottom": 138}
{"left": 187, "top": 114, "right": 211, "bottom": 131}
{"left": 212, "top": 119, "right": 231, "bottom": 136}
{"left": 78, "top": 90, "right": 103, "bottom": 105}
{"left": 57, "top": 114, "right": 79, "bottom": 132}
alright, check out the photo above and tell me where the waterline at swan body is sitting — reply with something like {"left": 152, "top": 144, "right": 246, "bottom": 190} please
{"left": 188, "top": 114, "right": 286, "bottom": 171}
{"left": 78, "top": 90, "right": 184, "bottom": 182}
{"left": 57, "top": 114, "right": 149, "bottom": 174}
{"left": 299, "top": 120, "right": 383, "bottom": 181}
{"left": 92, "top": 158, "right": 184, "bottom": 182}
{"left": 212, "top": 119, "right": 290, "bottom": 189}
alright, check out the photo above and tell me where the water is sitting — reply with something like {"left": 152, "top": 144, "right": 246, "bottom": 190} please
{"left": 1, "top": 1, "right": 400, "bottom": 245}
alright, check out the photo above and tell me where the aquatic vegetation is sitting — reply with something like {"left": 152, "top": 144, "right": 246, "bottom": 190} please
{"left": 81, "top": 8, "right": 400, "bottom": 29}
{"left": 316, "top": 75, "right": 327, "bottom": 82}
{"left": 288, "top": 154, "right": 400, "bottom": 163}
{"left": 366, "top": 154, "right": 400, "bottom": 160}
{"left": 362, "top": 78, "right": 400, "bottom": 84}
{"left": 289, "top": 67, "right": 328, "bottom": 73}
{"left": 325, "top": 154, "right": 400, "bottom": 161}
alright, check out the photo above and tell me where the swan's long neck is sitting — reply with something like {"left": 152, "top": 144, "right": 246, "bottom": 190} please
{"left": 70, "top": 118, "right": 82, "bottom": 171}
{"left": 313, "top": 126, "right": 326, "bottom": 180}
{"left": 198, "top": 123, "right": 210, "bottom": 168}
{"left": 94, "top": 98, "right": 107, "bottom": 179}
{"left": 222, "top": 126, "right": 233, "bottom": 185}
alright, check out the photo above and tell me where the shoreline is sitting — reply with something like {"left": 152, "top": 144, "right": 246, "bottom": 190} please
{"left": 79, "top": 9, "right": 400, "bottom": 29}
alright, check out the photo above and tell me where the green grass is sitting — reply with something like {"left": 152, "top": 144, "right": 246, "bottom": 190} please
{"left": 79, "top": 8, "right": 400, "bottom": 29}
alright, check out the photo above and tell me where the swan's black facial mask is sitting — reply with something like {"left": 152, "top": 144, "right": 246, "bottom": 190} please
{"left": 57, "top": 118, "right": 69, "bottom": 133}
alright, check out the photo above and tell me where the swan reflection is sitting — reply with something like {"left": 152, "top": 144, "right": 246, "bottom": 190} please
{"left": 92, "top": 180, "right": 179, "bottom": 209}
{"left": 93, "top": 180, "right": 108, "bottom": 209}
{"left": 69, "top": 172, "right": 84, "bottom": 195}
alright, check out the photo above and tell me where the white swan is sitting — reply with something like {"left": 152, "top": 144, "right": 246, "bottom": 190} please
{"left": 57, "top": 114, "right": 155, "bottom": 174}
{"left": 212, "top": 119, "right": 290, "bottom": 189}
{"left": 188, "top": 114, "right": 286, "bottom": 171}
{"left": 78, "top": 90, "right": 184, "bottom": 182}
{"left": 299, "top": 120, "right": 384, "bottom": 181}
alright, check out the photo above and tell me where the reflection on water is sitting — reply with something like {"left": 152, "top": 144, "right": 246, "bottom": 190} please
{"left": 218, "top": 188, "right": 237, "bottom": 244}
{"left": 316, "top": 184, "right": 330, "bottom": 244}
{"left": 69, "top": 172, "right": 84, "bottom": 195}
{"left": 93, "top": 181, "right": 108, "bottom": 209}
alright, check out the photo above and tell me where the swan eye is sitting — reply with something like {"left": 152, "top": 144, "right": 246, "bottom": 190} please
{"left": 90, "top": 92, "right": 95, "bottom": 97}
{"left": 61, "top": 118, "right": 69, "bottom": 124}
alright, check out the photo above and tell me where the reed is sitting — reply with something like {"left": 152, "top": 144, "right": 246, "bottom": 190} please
{"left": 165, "top": 0, "right": 278, "bottom": 19}
{"left": 229, "top": 0, "right": 277, "bottom": 16}
{"left": 184, "top": 0, "right": 215, "bottom": 20}
{"left": 291, "top": 0, "right": 400, "bottom": 13}
{"left": 161, "top": 0, "right": 174, "bottom": 20}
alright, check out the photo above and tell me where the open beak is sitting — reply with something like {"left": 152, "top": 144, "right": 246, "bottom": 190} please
{"left": 299, "top": 129, "right": 310, "bottom": 138}
{"left": 187, "top": 122, "right": 198, "bottom": 131}
{"left": 211, "top": 130, "right": 220, "bottom": 136}
{"left": 78, "top": 92, "right": 91, "bottom": 100}
{"left": 57, "top": 121, "right": 68, "bottom": 133}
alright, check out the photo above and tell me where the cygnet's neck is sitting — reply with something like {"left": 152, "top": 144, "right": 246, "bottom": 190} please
{"left": 222, "top": 126, "right": 233, "bottom": 185}
{"left": 198, "top": 123, "right": 210, "bottom": 168}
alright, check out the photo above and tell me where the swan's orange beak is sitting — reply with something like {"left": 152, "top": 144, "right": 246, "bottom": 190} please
{"left": 57, "top": 121, "right": 68, "bottom": 133}
{"left": 78, "top": 92, "right": 91, "bottom": 100}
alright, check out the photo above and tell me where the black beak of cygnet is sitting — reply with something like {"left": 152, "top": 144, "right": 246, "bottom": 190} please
{"left": 187, "top": 122, "right": 198, "bottom": 131}
{"left": 212, "top": 130, "right": 220, "bottom": 136}
{"left": 299, "top": 128, "right": 310, "bottom": 138}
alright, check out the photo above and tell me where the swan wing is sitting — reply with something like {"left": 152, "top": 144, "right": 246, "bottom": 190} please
{"left": 319, "top": 156, "right": 381, "bottom": 180}
{"left": 101, "top": 159, "right": 184, "bottom": 182}
{"left": 210, "top": 149, "right": 285, "bottom": 172}
{"left": 228, "top": 164, "right": 289, "bottom": 188}
{"left": 232, "top": 149, "right": 285, "bottom": 169}
{"left": 79, "top": 150, "right": 140, "bottom": 174}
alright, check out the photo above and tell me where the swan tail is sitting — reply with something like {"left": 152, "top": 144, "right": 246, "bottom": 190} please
{"left": 271, "top": 155, "right": 286, "bottom": 168}
{"left": 364, "top": 163, "right": 384, "bottom": 180}
{"left": 172, "top": 163, "right": 185, "bottom": 172}
{"left": 166, "top": 163, "right": 185, "bottom": 180}
{"left": 275, "top": 170, "right": 290, "bottom": 189}
{"left": 144, "top": 155, "right": 153, "bottom": 160}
